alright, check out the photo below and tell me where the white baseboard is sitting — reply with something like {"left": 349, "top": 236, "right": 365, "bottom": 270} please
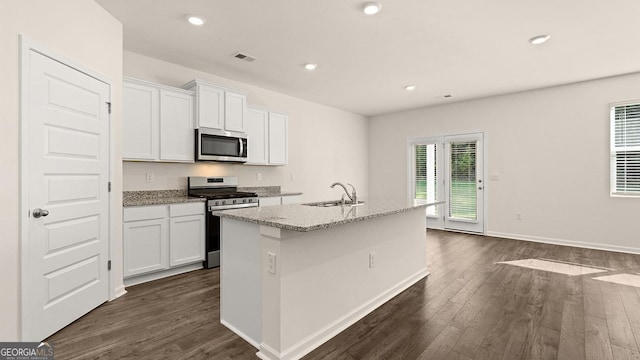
{"left": 220, "top": 319, "right": 260, "bottom": 349}
{"left": 123, "top": 263, "right": 203, "bottom": 287}
{"left": 112, "top": 285, "right": 127, "bottom": 300}
{"left": 487, "top": 231, "right": 640, "bottom": 255}
{"left": 256, "top": 268, "right": 430, "bottom": 360}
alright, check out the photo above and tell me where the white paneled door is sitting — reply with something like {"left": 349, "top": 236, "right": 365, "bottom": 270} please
{"left": 22, "top": 47, "right": 110, "bottom": 341}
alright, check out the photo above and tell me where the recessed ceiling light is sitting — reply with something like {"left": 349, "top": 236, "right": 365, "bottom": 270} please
{"left": 304, "top": 63, "right": 318, "bottom": 71}
{"left": 362, "top": 2, "right": 382, "bottom": 15}
{"left": 187, "top": 15, "right": 206, "bottom": 26}
{"left": 529, "top": 34, "right": 550, "bottom": 45}
{"left": 404, "top": 85, "right": 416, "bottom": 91}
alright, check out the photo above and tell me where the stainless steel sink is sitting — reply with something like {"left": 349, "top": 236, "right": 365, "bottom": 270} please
{"left": 302, "top": 200, "right": 365, "bottom": 207}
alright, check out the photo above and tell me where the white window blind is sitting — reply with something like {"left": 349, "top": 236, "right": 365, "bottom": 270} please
{"left": 414, "top": 144, "right": 437, "bottom": 216}
{"left": 449, "top": 141, "right": 477, "bottom": 220}
{"left": 611, "top": 103, "right": 640, "bottom": 196}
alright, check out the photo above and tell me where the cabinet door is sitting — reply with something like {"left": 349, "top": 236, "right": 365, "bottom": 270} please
{"left": 246, "top": 107, "right": 269, "bottom": 165}
{"left": 123, "top": 81, "right": 159, "bottom": 160}
{"left": 169, "top": 215, "right": 205, "bottom": 267}
{"left": 197, "top": 84, "right": 224, "bottom": 129}
{"left": 160, "top": 89, "right": 194, "bottom": 162}
{"left": 269, "top": 112, "right": 288, "bottom": 165}
{"left": 123, "top": 218, "right": 169, "bottom": 277}
{"left": 281, "top": 195, "right": 301, "bottom": 205}
{"left": 225, "top": 91, "right": 247, "bottom": 132}
{"left": 259, "top": 197, "right": 282, "bottom": 207}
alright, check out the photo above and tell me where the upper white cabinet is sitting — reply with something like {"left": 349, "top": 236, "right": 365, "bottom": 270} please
{"left": 123, "top": 77, "right": 194, "bottom": 162}
{"left": 123, "top": 81, "right": 159, "bottom": 160}
{"left": 183, "top": 79, "right": 246, "bottom": 133}
{"left": 246, "top": 105, "right": 288, "bottom": 166}
{"left": 246, "top": 107, "right": 269, "bottom": 165}
{"left": 269, "top": 111, "right": 288, "bottom": 165}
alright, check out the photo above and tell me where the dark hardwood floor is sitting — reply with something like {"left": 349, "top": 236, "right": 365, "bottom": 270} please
{"left": 47, "top": 230, "right": 640, "bottom": 359}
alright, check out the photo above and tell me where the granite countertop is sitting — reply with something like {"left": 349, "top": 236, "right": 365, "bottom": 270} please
{"left": 123, "top": 190, "right": 205, "bottom": 207}
{"left": 213, "top": 199, "right": 441, "bottom": 232}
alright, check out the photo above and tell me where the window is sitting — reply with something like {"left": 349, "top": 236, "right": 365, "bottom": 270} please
{"left": 611, "top": 102, "right": 640, "bottom": 196}
{"left": 413, "top": 143, "right": 438, "bottom": 216}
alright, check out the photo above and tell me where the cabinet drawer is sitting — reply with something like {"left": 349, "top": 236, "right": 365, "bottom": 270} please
{"left": 170, "top": 202, "right": 205, "bottom": 217}
{"left": 124, "top": 205, "right": 168, "bottom": 222}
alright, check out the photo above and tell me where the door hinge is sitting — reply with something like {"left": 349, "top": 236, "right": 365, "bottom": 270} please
{"left": 108, "top": 260, "right": 112, "bottom": 271}
{"left": 106, "top": 102, "right": 111, "bottom": 114}
{"left": 108, "top": 181, "right": 111, "bottom": 192}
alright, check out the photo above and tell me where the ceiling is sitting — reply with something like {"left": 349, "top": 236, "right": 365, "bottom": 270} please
{"left": 96, "top": 0, "right": 640, "bottom": 116}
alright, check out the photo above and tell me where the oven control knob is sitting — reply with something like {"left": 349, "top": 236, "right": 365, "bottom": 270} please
{"left": 233, "top": 199, "right": 237, "bottom": 204}
{"left": 221, "top": 200, "right": 226, "bottom": 205}
{"left": 214, "top": 201, "right": 220, "bottom": 206}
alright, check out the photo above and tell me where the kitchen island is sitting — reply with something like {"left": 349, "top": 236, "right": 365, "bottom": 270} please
{"left": 215, "top": 199, "right": 435, "bottom": 360}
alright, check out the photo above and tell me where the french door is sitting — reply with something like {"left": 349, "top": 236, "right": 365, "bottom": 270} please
{"left": 409, "top": 133, "right": 484, "bottom": 233}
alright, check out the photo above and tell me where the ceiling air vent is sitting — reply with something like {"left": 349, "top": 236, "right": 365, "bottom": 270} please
{"left": 233, "top": 52, "right": 257, "bottom": 62}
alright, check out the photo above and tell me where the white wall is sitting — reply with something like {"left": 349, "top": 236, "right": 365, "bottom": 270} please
{"left": 123, "top": 52, "right": 369, "bottom": 202}
{"left": 369, "top": 73, "right": 640, "bottom": 253}
{"left": 0, "top": 0, "right": 123, "bottom": 341}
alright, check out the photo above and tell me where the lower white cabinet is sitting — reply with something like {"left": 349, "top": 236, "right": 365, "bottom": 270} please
{"left": 259, "top": 195, "right": 301, "bottom": 207}
{"left": 281, "top": 195, "right": 302, "bottom": 204}
{"left": 259, "top": 196, "right": 282, "bottom": 207}
{"left": 123, "top": 203, "right": 205, "bottom": 281}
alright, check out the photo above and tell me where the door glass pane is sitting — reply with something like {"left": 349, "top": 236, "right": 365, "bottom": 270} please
{"left": 415, "top": 144, "right": 437, "bottom": 216}
{"left": 449, "top": 141, "right": 477, "bottom": 220}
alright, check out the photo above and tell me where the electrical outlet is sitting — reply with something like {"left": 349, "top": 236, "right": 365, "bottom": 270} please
{"left": 146, "top": 173, "right": 154, "bottom": 183}
{"left": 516, "top": 213, "right": 522, "bottom": 221}
{"left": 267, "top": 252, "right": 277, "bottom": 274}
{"left": 369, "top": 252, "right": 376, "bottom": 269}
{"left": 257, "top": 173, "right": 262, "bottom": 181}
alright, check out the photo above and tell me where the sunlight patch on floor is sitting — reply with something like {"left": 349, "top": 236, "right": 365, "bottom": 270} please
{"left": 592, "top": 273, "right": 640, "bottom": 288}
{"left": 496, "top": 259, "right": 609, "bottom": 276}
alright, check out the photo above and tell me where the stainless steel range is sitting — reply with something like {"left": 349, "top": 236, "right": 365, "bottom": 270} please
{"left": 188, "top": 176, "right": 258, "bottom": 268}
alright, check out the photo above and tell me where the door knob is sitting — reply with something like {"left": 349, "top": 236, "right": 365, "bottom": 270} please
{"left": 33, "top": 208, "right": 49, "bottom": 218}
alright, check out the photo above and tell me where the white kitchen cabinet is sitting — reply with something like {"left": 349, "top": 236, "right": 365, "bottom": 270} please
{"left": 269, "top": 112, "right": 288, "bottom": 165}
{"left": 245, "top": 106, "right": 288, "bottom": 166}
{"left": 259, "top": 195, "right": 300, "bottom": 207}
{"left": 281, "top": 195, "right": 301, "bottom": 205}
{"left": 184, "top": 79, "right": 246, "bottom": 132}
{"left": 123, "top": 205, "right": 169, "bottom": 278}
{"left": 169, "top": 203, "right": 205, "bottom": 267}
{"left": 123, "top": 202, "right": 205, "bottom": 282}
{"left": 246, "top": 106, "right": 269, "bottom": 165}
{"left": 259, "top": 197, "right": 282, "bottom": 207}
{"left": 225, "top": 91, "right": 247, "bottom": 132}
{"left": 123, "top": 81, "right": 158, "bottom": 160}
{"left": 160, "top": 90, "right": 194, "bottom": 162}
{"left": 123, "top": 77, "right": 195, "bottom": 162}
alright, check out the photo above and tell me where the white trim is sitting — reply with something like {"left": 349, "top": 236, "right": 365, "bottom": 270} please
{"left": 113, "top": 285, "right": 127, "bottom": 300}
{"left": 122, "top": 263, "right": 203, "bottom": 287}
{"left": 256, "top": 268, "right": 429, "bottom": 360}
{"left": 487, "top": 231, "right": 640, "bottom": 255}
{"left": 19, "top": 35, "right": 113, "bottom": 340}
{"left": 221, "top": 319, "right": 260, "bottom": 349}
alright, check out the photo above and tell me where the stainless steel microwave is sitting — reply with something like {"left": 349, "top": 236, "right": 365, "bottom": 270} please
{"left": 195, "top": 128, "right": 248, "bottom": 163}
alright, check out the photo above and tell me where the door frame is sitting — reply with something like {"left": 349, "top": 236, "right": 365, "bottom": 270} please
{"left": 19, "top": 36, "right": 114, "bottom": 340}
{"left": 407, "top": 131, "right": 489, "bottom": 235}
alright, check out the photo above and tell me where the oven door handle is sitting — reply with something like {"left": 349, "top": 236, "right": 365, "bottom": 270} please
{"left": 239, "top": 138, "right": 244, "bottom": 157}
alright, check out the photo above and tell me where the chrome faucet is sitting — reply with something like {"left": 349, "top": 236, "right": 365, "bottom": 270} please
{"left": 330, "top": 182, "right": 357, "bottom": 204}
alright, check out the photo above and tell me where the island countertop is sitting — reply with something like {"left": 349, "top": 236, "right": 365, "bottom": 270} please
{"left": 213, "top": 199, "right": 440, "bottom": 232}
